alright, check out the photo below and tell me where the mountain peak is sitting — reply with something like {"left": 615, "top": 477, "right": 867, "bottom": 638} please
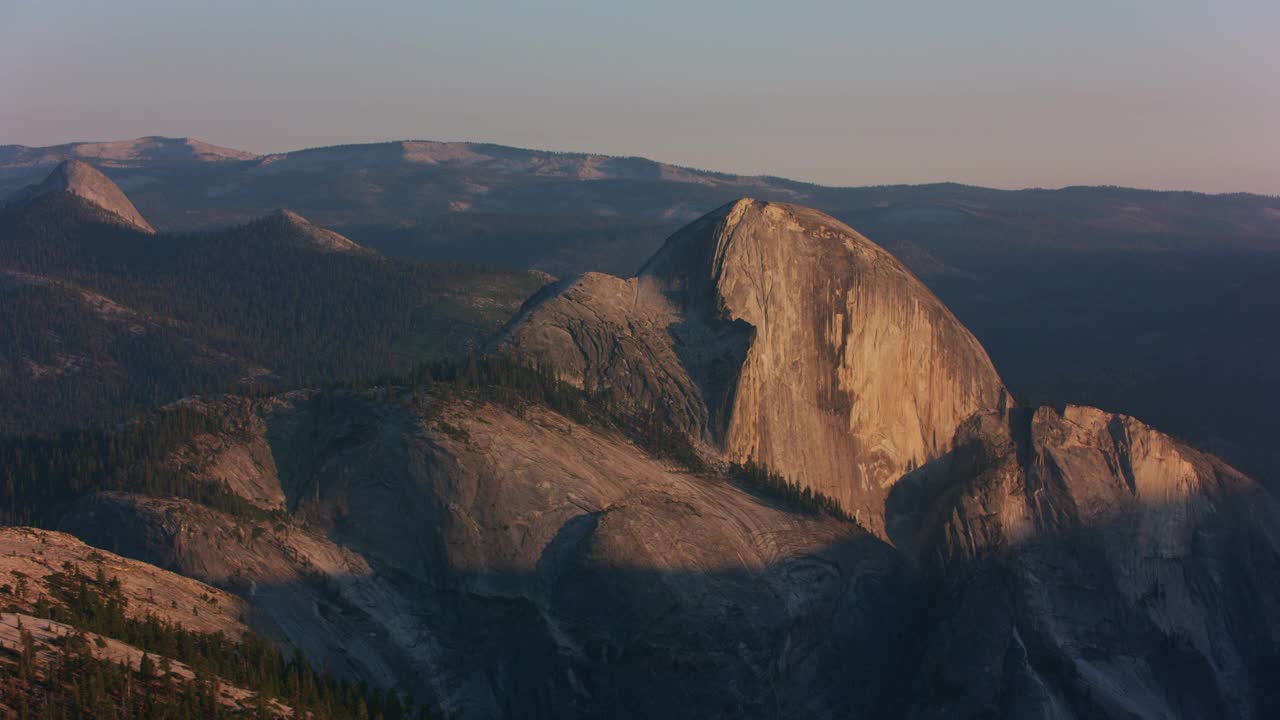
{"left": 272, "top": 208, "right": 312, "bottom": 225}
{"left": 499, "top": 198, "right": 1010, "bottom": 537}
{"left": 13, "top": 160, "right": 155, "bottom": 233}
{"left": 260, "top": 208, "right": 361, "bottom": 253}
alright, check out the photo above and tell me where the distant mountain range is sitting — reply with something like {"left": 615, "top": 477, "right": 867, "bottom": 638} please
{"left": 3, "top": 136, "right": 1276, "bottom": 254}
{"left": 2, "top": 182, "right": 1277, "bottom": 718}
{"left": 0, "top": 160, "right": 545, "bottom": 434}
{"left": 3, "top": 136, "right": 1278, "bottom": 486}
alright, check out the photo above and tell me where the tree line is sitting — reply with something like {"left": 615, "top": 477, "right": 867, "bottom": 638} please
{"left": 729, "top": 457, "right": 855, "bottom": 522}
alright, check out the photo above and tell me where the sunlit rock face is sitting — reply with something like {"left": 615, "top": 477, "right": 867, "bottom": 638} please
{"left": 888, "top": 404, "right": 1269, "bottom": 563}
{"left": 8, "top": 159, "right": 155, "bottom": 233}
{"left": 499, "top": 199, "right": 1010, "bottom": 537}
{"left": 642, "top": 199, "right": 1012, "bottom": 534}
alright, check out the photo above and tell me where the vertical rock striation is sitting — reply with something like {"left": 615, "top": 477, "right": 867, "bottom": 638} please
{"left": 641, "top": 199, "right": 1010, "bottom": 534}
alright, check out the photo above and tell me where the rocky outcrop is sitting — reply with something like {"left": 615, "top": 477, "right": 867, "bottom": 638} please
{"left": 887, "top": 404, "right": 1275, "bottom": 561}
{"left": 887, "top": 405, "right": 1280, "bottom": 719}
{"left": 8, "top": 159, "right": 155, "bottom": 233}
{"left": 498, "top": 199, "right": 1010, "bottom": 536}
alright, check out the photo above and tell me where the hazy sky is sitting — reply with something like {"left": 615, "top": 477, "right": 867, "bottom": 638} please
{"left": 2, "top": 0, "right": 1277, "bottom": 193}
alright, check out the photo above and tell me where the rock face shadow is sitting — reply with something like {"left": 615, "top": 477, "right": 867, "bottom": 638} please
{"left": 664, "top": 314, "right": 754, "bottom": 446}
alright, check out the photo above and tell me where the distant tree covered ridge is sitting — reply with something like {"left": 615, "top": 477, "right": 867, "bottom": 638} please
{"left": 0, "top": 192, "right": 548, "bottom": 434}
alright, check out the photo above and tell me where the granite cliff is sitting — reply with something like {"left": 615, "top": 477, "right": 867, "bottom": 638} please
{"left": 497, "top": 199, "right": 1011, "bottom": 536}
{"left": 483, "top": 199, "right": 1280, "bottom": 716}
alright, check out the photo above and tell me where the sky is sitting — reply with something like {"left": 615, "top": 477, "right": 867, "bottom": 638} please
{"left": 1, "top": 0, "right": 1277, "bottom": 193}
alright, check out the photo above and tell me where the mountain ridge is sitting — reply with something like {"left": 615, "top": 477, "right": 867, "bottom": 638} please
{"left": 0, "top": 136, "right": 255, "bottom": 168}
{"left": 2, "top": 186, "right": 1278, "bottom": 717}
{"left": 5, "top": 135, "right": 1279, "bottom": 197}
{"left": 0, "top": 167, "right": 548, "bottom": 434}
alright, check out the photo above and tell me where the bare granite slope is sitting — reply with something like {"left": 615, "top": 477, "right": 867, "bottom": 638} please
{"left": 491, "top": 272, "right": 710, "bottom": 438}
{"left": 0, "top": 527, "right": 250, "bottom": 637}
{"left": 58, "top": 390, "right": 916, "bottom": 719}
{"left": 52, "top": 383, "right": 1280, "bottom": 719}
{"left": 7, "top": 159, "right": 155, "bottom": 233}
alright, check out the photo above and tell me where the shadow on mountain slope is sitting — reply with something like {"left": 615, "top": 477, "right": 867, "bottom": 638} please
{"left": 58, "top": 486, "right": 1280, "bottom": 720}
{"left": 54, "top": 394, "right": 1280, "bottom": 720}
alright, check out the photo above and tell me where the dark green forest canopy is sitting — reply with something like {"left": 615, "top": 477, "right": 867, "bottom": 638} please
{"left": 0, "top": 193, "right": 548, "bottom": 434}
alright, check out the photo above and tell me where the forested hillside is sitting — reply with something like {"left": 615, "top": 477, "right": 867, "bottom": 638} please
{"left": 0, "top": 191, "right": 547, "bottom": 434}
